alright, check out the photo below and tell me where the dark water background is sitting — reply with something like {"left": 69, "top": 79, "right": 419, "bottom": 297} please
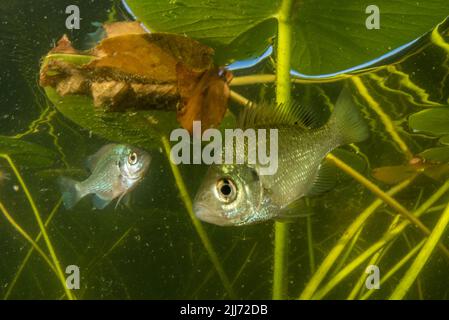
{"left": 1, "top": 0, "right": 449, "bottom": 299}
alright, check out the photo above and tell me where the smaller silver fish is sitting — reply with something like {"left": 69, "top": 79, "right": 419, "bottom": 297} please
{"left": 58, "top": 144, "right": 151, "bottom": 209}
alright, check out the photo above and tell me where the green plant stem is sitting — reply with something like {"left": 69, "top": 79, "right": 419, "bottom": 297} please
{"left": 85, "top": 225, "right": 134, "bottom": 275}
{"left": 273, "top": 0, "right": 294, "bottom": 300}
{"left": 0, "top": 201, "right": 57, "bottom": 275}
{"left": 312, "top": 233, "right": 400, "bottom": 299}
{"left": 161, "top": 137, "right": 236, "bottom": 298}
{"left": 299, "top": 177, "right": 413, "bottom": 300}
{"left": 229, "top": 90, "right": 253, "bottom": 107}
{"left": 390, "top": 201, "right": 449, "bottom": 299}
{"left": 309, "top": 179, "right": 449, "bottom": 299}
{"left": 361, "top": 240, "right": 425, "bottom": 300}
{"left": 276, "top": 0, "right": 293, "bottom": 105}
{"left": 0, "top": 154, "right": 74, "bottom": 300}
{"left": 326, "top": 154, "right": 449, "bottom": 259}
{"left": 332, "top": 226, "right": 363, "bottom": 279}
{"left": 306, "top": 214, "right": 315, "bottom": 274}
{"left": 351, "top": 77, "right": 413, "bottom": 159}
{"left": 3, "top": 198, "right": 62, "bottom": 299}
{"left": 229, "top": 73, "right": 356, "bottom": 87}
{"left": 347, "top": 249, "right": 383, "bottom": 300}
{"left": 347, "top": 221, "right": 397, "bottom": 300}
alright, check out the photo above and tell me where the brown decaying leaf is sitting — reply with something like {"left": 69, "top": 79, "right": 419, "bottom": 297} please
{"left": 177, "top": 63, "right": 232, "bottom": 135}
{"left": 40, "top": 22, "right": 232, "bottom": 132}
{"left": 103, "top": 21, "right": 147, "bottom": 38}
{"left": 372, "top": 156, "right": 449, "bottom": 184}
{"left": 49, "top": 34, "right": 78, "bottom": 54}
{"left": 372, "top": 165, "right": 417, "bottom": 185}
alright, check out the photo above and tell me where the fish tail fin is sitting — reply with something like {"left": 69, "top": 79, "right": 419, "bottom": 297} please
{"left": 58, "top": 177, "right": 82, "bottom": 209}
{"left": 327, "top": 88, "right": 369, "bottom": 145}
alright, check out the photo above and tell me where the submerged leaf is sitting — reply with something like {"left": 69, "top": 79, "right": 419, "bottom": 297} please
{"left": 103, "top": 21, "right": 147, "bottom": 38}
{"left": 45, "top": 87, "right": 178, "bottom": 150}
{"left": 49, "top": 34, "right": 78, "bottom": 54}
{"left": 439, "top": 135, "right": 449, "bottom": 145}
{"left": 45, "top": 86, "right": 236, "bottom": 150}
{"left": 371, "top": 156, "right": 449, "bottom": 184}
{"left": 177, "top": 65, "right": 232, "bottom": 134}
{"left": 88, "top": 33, "right": 214, "bottom": 81}
{"left": 372, "top": 165, "right": 417, "bottom": 184}
{"left": 409, "top": 109, "right": 449, "bottom": 137}
{"left": 419, "top": 146, "right": 449, "bottom": 162}
{"left": 0, "top": 136, "right": 57, "bottom": 168}
{"left": 125, "top": 0, "right": 449, "bottom": 75}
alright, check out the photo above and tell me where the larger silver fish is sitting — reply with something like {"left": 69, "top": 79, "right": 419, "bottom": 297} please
{"left": 58, "top": 144, "right": 151, "bottom": 209}
{"left": 193, "top": 89, "right": 369, "bottom": 226}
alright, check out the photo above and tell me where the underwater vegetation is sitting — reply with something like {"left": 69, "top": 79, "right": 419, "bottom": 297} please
{"left": 1, "top": 0, "right": 449, "bottom": 300}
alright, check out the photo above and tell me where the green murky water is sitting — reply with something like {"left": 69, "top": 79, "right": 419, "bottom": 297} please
{"left": 1, "top": 0, "right": 449, "bottom": 299}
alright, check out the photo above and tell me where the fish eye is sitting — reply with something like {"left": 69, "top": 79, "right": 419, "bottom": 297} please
{"left": 215, "top": 178, "right": 237, "bottom": 203}
{"left": 128, "top": 152, "right": 138, "bottom": 165}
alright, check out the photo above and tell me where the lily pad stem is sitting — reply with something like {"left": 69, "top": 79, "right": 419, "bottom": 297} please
{"left": 161, "top": 137, "right": 236, "bottom": 298}
{"left": 273, "top": 0, "right": 294, "bottom": 300}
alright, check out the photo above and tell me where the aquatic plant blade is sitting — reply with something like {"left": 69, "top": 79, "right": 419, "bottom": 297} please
{"left": 409, "top": 108, "right": 449, "bottom": 136}
{"left": 125, "top": 0, "right": 449, "bottom": 75}
{"left": 331, "top": 148, "right": 368, "bottom": 181}
{"left": 0, "top": 136, "right": 56, "bottom": 168}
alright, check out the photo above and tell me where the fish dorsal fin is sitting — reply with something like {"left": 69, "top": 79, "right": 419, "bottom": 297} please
{"left": 307, "top": 160, "right": 337, "bottom": 196}
{"left": 85, "top": 144, "right": 117, "bottom": 172}
{"left": 238, "top": 101, "right": 318, "bottom": 129}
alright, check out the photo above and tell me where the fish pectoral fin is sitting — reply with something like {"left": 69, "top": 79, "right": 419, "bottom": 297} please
{"left": 92, "top": 195, "right": 112, "bottom": 210}
{"left": 307, "top": 160, "right": 337, "bottom": 196}
{"left": 123, "top": 193, "right": 133, "bottom": 208}
{"left": 114, "top": 192, "right": 132, "bottom": 210}
{"left": 275, "top": 198, "right": 315, "bottom": 222}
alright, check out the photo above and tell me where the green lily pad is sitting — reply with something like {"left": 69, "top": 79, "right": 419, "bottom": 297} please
{"left": 439, "top": 135, "right": 449, "bottom": 145}
{"left": 45, "top": 87, "right": 179, "bottom": 151}
{"left": 45, "top": 87, "right": 237, "bottom": 151}
{"left": 409, "top": 108, "right": 449, "bottom": 137}
{"left": 419, "top": 146, "right": 449, "bottom": 162}
{"left": 125, "top": 0, "right": 449, "bottom": 75}
{"left": 43, "top": 53, "right": 95, "bottom": 67}
{"left": 0, "top": 136, "right": 57, "bottom": 168}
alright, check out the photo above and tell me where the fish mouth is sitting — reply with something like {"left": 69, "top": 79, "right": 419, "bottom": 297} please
{"left": 193, "top": 203, "right": 233, "bottom": 226}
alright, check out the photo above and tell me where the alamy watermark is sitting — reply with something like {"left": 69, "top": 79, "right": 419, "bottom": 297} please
{"left": 365, "top": 264, "right": 380, "bottom": 290}
{"left": 65, "top": 265, "right": 80, "bottom": 290}
{"left": 170, "top": 121, "right": 279, "bottom": 175}
{"left": 65, "top": 5, "right": 80, "bottom": 30}
{"left": 366, "top": 5, "right": 380, "bottom": 30}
